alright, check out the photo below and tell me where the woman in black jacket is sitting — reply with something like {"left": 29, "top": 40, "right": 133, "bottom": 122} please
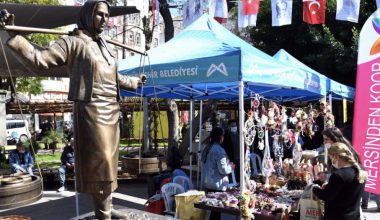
{"left": 313, "top": 142, "right": 367, "bottom": 220}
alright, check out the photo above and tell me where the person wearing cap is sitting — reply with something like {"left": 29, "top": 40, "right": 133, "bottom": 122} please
{"left": 57, "top": 138, "right": 75, "bottom": 192}
{"left": 9, "top": 142, "right": 34, "bottom": 175}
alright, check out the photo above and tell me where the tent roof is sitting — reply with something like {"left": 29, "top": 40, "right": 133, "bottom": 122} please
{"left": 119, "top": 14, "right": 326, "bottom": 101}
{"left": 0, "top": 3, "right": 139, "bottom": 77}
{"left": 273, "top": 49, "right": 355, "bottom": 100}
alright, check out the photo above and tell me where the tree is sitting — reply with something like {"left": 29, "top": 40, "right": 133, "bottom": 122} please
{"left": 0, "top": 0, "right": 60, "bottom": 99}
{"left": 235, "top": 0, "right": 376, "bottom": 87}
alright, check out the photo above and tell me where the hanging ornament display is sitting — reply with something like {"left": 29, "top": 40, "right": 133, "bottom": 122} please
{"left": 252, "top": 95, "right": 260, "bottom": 110}
{"left": 244, "top": 111, "right": 256, "bottom": 146}
{"left": 257, "top": 127, "right": 265, "bottom": 150}
{"left": 273, "top": 134, "right": 284, "bottom": 176}
{"left": 262, "top": 128, "right": 274, "bottom": 188}
{"left": 292, "top": 132, "right": 303, "bottom": 169}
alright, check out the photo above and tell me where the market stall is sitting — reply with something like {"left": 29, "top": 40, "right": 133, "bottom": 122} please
{"left": 118, "top": 14, "right": 336, "bottom": 219}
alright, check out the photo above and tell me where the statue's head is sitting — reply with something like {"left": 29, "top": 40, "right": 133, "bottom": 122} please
{"left": 77, "top": 0, "right": 110, "bottom": 37}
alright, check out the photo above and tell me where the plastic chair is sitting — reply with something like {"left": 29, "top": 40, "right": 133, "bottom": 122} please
{"left": 172, "top": 176, "right": 193, "bottom": 192}
{"left": 250, "top": 153, "right": 262, "bottom": 176}
{"left": 161, "top": 182, "right": 185, "bottom": 217}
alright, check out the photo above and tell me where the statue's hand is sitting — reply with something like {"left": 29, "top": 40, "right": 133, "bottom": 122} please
{"left": 0, "top": 9, "right": 17, "bottom": 37}
{"left": 139, "top": 74, "right": 147, "bottom": 84}
{"left": 0, "top": 9, "right": 15, "bottom": 27}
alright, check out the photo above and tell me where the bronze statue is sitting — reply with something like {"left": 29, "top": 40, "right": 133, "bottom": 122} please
{"left": 0, "top": 1, "right": 145, "bottom": 219}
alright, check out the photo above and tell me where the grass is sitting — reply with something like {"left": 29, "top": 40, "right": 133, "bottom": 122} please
{"left": 35, "top": 153, "right": 62, "bottom": 169}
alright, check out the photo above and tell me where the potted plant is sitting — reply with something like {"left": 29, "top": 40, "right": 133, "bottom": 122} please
{"left": 41, "top": 130, "right": 62, "bottom": 154}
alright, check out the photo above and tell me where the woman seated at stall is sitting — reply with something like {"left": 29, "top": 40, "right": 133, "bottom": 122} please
{"left": 312, "top": 142, "right": 367, "bottom": 220}
{"left": 201, "top": 127, "right": 234, "bottom": 192}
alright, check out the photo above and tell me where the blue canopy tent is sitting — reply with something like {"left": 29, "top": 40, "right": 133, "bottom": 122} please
{"left": 119, "top": 14, "right": 326, "bottom": 101}
{"left": 273, "top": 49, "right": 355, "bottom": 100}
{"left": 118, "top": 14, "right": 328, "bottom": 191}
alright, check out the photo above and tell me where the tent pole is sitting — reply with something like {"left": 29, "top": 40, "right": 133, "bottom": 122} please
{"left": 329, "top": 93, "right": 332, "bottom": 118}
{"left": 189, "top": 99, "right": 194, "bottom": 181}
{"left": 143, "top": 98, "right": 149, "bottom": 152}
{"left": 197, "top": 100, "right": 203, "bottom": 189}
{"left": 239, "top": 81, "right": 245, "bottom": 192}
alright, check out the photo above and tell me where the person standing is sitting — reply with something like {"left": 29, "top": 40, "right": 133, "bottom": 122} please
{"left": 57, "top": 138, "right": 75, "bottom": 192}
{"left": 313, "top": 142, "right": 367, "bottom": 220}
{"left": 0, "top": 1, "right": 145, "bottom": 219}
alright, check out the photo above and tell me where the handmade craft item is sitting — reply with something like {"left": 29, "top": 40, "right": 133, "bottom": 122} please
{"left": 244, "top": 111, "right": 256, "bottom": 146}
{"left": 262, "top": 129, "right": 274, "bottom": 188}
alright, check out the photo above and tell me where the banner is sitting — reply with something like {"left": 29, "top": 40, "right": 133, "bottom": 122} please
{"left": 303, "top": 0, "right": 326, "bottom": 24}
{"left": 209, "top": 0, "right": 228, "bottom": 23}
{"left": 183, "top": 0, "right": 204, "bottom": 27}
{"left": 238, "top": 1, "right": 259, "bottom": 27}
{"left": 271, "top": 0, "right": 293, "bottom": 26}
{"left": 353, "top": 9, "right": 380, "bottom": 195}
{"left": 242, "top": 0, "right": 260, "bottom": 15}
{"left": 126, "top": 53, "right": 241, "bottom": 86}
{"left": 336, "top": 0, "right": 360, "bottom": 23}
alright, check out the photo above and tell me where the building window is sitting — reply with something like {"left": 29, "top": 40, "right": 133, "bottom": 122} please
{"left": 136, "top": 33, "right": 141, "bottom": 46}
{"left": 128, "top": 31, "right": 134, "bottom": 44}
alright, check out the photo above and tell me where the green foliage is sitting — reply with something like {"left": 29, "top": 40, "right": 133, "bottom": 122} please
{"left": 41, "top": 130, "right": 63, "bottom": 145}
{"left": 1, "top": 0, "right": 60, "bottom": 46}
{"left": 236, "top": 0, "right": 376, "bottom": 86}
{"left": 16, "top": 77, "right": 45, "bottom": 96}
{"left": 35, "top": 153, "right": 61, "bottom": 169}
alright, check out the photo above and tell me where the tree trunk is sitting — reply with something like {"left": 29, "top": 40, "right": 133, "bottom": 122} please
{"left": 166, "top": 99, "right": 179, "bottom": 149}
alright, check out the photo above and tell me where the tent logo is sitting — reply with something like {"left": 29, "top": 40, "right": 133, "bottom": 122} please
{"left": 207, "top": 63, "right": 228, "bottom": 77}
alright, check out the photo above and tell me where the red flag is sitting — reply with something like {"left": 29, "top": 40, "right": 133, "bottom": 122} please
{"left": 152, "top": 0, "right": 156, "bottom": 24}
{"left": 303, "top": 0, "right": 326, "bottom": 24}
{"left": 242, "top": 0, "right": 260, "bottom": 16}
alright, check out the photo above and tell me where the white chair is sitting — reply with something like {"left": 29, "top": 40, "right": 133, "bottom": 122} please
{"left": 172, "top": 176, "right": 193, "bottom": 192}
{"left": 161, "top": 182, "right": 185, "bottom": 217}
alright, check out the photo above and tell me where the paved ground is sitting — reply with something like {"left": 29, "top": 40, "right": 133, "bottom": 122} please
{"left": 0, "top": 182, "right": 166, "bottom": 220}
{"left": 0, "top": 180, "right": 379, "bottom": 220}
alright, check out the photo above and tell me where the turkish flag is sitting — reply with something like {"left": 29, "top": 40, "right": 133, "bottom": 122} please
{"left": 242, "top": 0, "right": 260, "bottom": 15}
{"left": 303, "top": 0, "right": 326, "bottom": 24}
{"left": 152, "top": 0, "right": 156, "bottom": 23}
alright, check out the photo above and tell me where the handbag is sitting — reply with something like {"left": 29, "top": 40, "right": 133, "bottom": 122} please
{"left": 299, "top": 185, "right": 323, "bottom": 220}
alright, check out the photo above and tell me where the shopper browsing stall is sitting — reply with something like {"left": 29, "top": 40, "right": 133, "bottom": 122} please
{"left": 312, "top": 142, "right": 367, "bottom": 220}
{"left": 201, "top": 127, "right": 234, "bottom": 192}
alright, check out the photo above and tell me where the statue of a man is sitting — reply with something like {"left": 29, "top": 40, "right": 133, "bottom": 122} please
{"left": 0, "top": 1, "right": 145, "bottom": 219}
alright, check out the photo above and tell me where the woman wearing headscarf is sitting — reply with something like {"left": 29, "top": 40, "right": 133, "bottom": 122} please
{"left": 201, "top": 127, "right": 234, "bottom": 192}
{"left": 0, "top": 1, "right": 145, "bottom": 219}
{"left": 313, "top": 142, "right": 367, "bottom": 220}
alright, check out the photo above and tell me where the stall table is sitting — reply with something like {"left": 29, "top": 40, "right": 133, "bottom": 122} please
{"left": 194, "top": 203, "right": 284, "bottom": 220}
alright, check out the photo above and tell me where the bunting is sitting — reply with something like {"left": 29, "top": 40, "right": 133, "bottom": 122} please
{"left": 336, "top": 0, "right": 360, "bottom": 23}
{"left": 271, "top": 0, "right": 293, "bottom": 26}
{"left": 209, "top": 0, "right": 228, "bottom": 23}
{"left": 238, "top": 0, "right": 259, "bottom": 28}
{"left": 242, "top": 0, "right": 260, "bottom": 15}
{"left": 303, "top": 0, "right": 326, "bottom": 24}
